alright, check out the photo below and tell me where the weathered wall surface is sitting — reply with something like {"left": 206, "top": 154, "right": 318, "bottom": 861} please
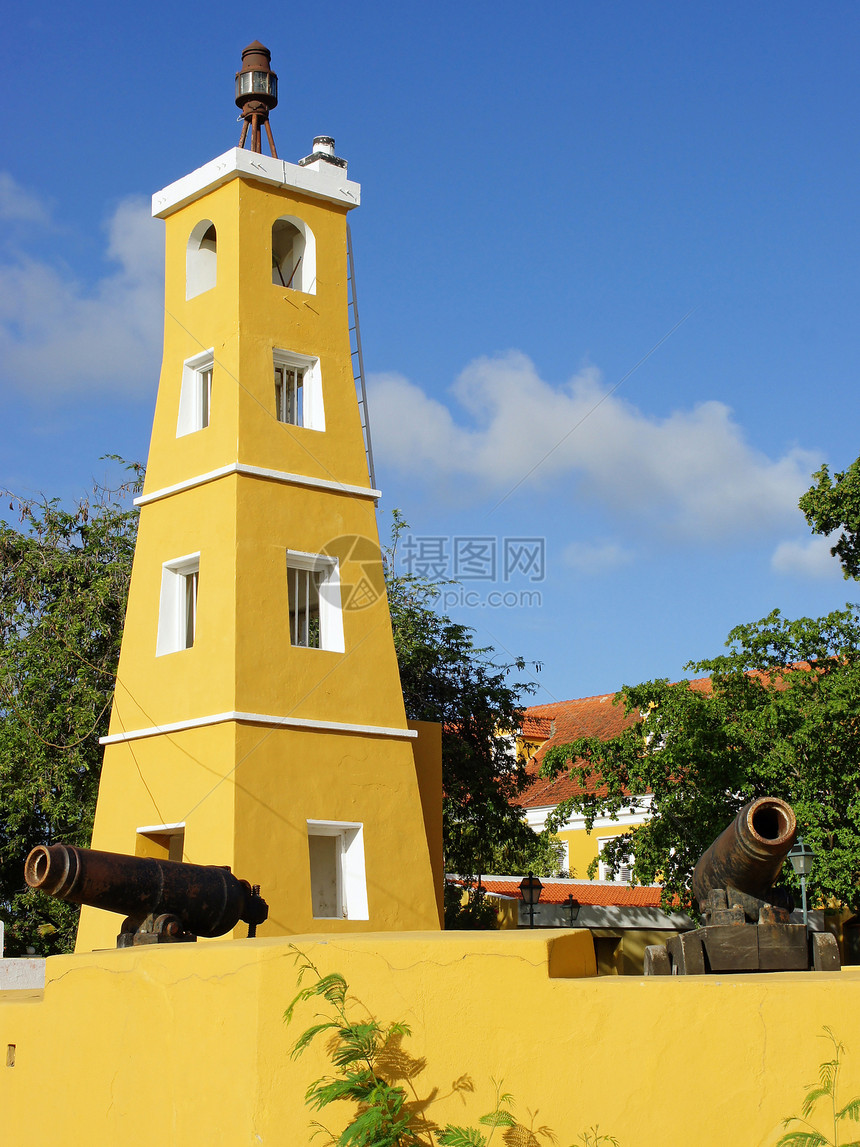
{"left": 2, "top": 931, "right": 859, "bottom": 1145}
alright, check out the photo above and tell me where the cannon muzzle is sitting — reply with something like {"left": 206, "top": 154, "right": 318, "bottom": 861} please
{"left": 25, "top": 844, "right": 268, "bottom": 945}
{"left": 691, "top": 796, "right": 797, "bottom": 918}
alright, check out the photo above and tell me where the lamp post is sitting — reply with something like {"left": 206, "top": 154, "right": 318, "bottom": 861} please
{"left": 788, "top": 836, "right": 815, "bottom": 927}
{"left": 519, "top": 873, "right": 543, "bottom": 928}
{"left": 565, "top": 894, "right": 581, "bottom": 927}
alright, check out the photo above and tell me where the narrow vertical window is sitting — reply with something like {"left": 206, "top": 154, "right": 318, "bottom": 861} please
{"left": 156, "top": 554, "right": 201, "bottom": 656}
{"left": 184, "top": 568, "right": 198, "bottom": 648}
{"left": 285, "top": 551, "right": 344, "bottom": 653}
{"left": 288, "top": 563, "right": 321, "bottom": 647}
{"left": 199, "top": 366, "right": 212, "bottom": 429}
{"left": 177, "top": 350, "right": 214, "bottom": 437}
{"left": 186, "top": 219, "right": 217, "bottom": 300}
{"left": 273, "top": 349, "right": 324, "bottom": 431}
{"left": 275, "top": 363, "right": 304, "bottom": 426}
{"left": 272, "top": 216, "right": 315, "bottom": 294}
{"left": 306, "top": 821, "right": 368, "bottom": 920}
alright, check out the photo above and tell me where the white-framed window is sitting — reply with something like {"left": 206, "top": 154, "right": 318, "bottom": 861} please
{"left": 156, "top": 553, "right": 200, "bottom": 656}
{"left": 597, "top": 836, "right": 634, "bottom": 882}
{"left": 286, "top": 550, "right": 344, "bottom": 652}
{"left": 177, "top": 349, "right": 214, "bottom": 437}
{"left": 272, "top": 215, "right": 316, "bottom": 294}
{"left": 135, "top": 822, "right": 185, "bottom": 863}
{"left": 273, "top": 348, "right": 324, "bottom": 431}
{"left": 186, "top": 219, "right": 217, "bottom": 300}
{"left": 306, "top": 820, "right": 368, "bottom": 920}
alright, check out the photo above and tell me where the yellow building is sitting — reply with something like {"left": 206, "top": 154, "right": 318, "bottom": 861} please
{"left": 77, "top": 66, "right": 441, "bottom": 951}
{"left": 518, "top": 694, "right": 649, "bottom": 879}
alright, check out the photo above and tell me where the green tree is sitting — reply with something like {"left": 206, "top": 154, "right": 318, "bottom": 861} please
{"left": 384, "top": 513, "right": 539, "bottom": 883}
{"left": 800, "top": 457, "right": 860, "bottom": 580}
{"left": 541, "top": 606, "right": 860, "bottom": 914}
{"left": 0, "top": 464, "right": 141, "bottom": 955}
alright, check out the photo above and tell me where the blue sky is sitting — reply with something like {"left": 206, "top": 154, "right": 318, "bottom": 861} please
{"left": 1, "top": 2, "right": 859, "bottom": 706}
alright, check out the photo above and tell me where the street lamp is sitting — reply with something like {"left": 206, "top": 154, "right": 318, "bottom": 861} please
{"left": 565, "top": 894, "right": 581, "bottom": 927}
{"left": 519, "top": 873, "right": 543, "bottom": 929}
{"left": 788, "top": 836, "right": 815, "bottom": 927}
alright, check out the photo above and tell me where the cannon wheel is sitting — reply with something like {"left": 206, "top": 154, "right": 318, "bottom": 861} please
{"left": 811, "top": 931, "right": 841, "bottom": 971}
{"left": 644, "top": 945, "right": 671, "bottom": 975}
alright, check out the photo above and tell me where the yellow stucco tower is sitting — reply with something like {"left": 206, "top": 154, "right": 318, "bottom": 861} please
{"left": 77, "top": 80, "right": 442, "bottom": 950}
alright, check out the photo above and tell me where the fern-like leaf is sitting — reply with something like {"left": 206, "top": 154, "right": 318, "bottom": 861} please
{"left": 478, "top": 1110, "right": 516, "bottom": 1127}
{"left": 316, "top": 972, "right": 349, "bottom": 1009}
{"left": 438, "top": 1127, "right": 488, "bottom": 1147}
{"left": 801, "top": 1086, "right": 834, "bottom": 1118}
{"left": 291, "top": 1021, "right": 339, "bottom": 1059}
{"left": 775, "top": 1132, "right": 829, "bottom": 1147}
{"left": 818, "top": 1061, "right": 837, "bottom": 1090}
{"left": 839, "top": 1097, "right": 860, "bottom": 1122}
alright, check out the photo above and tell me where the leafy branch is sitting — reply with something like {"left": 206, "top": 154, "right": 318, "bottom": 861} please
{"left": 284, "top": 946, "right": 619, "bottom": 1147}
{"left": 777, "top": 1028, "right": 860, "bottom": 1147}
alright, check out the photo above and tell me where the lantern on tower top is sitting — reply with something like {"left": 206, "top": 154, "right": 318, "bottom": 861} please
{"left": 235, "top": 41, "right": 278, "bottom": 157}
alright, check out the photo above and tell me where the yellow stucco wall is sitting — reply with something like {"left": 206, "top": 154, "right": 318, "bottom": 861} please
{"left": 3, "top": 933, "right": 859, "bottom": 1145}
{"left": 559, "top": 821, "right": 641, "bottom": 878}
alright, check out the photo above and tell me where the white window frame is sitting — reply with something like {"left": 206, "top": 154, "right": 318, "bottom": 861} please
{"left": 271, "top": 215, "right": 316, "bottom": 295}
{"left": 136, "top": 822, "right": 185, "bottom": 862}
{"left": 306, "top": 820, "right": 368, "bottom": 920}
{"left": 177, "top": 349, "right": 214, "bottom": 437}
{"left": 286, "top": 549, "right": 344, "bottom": 652}
{"left": 273, "top": 348, "right": 324, "bottom": 431}
{"left": 156, "top": 552, "right": 200, "bottom": 656}
{"left": 186, "top": 219, "right": 217, "bottom": 300}
{"left": 597, "top": 835, "right": 634, "bottom": 882}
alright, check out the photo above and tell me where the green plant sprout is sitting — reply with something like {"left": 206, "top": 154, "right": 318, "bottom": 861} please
{"left": 777, "top": 1028, "right": 860, "bottom": 1147}
{"left": 577, "top": 1129, "right": 619, "bottom": 1147}
{"left": 284, "top": 945, "right": 620, "bottom": 1147}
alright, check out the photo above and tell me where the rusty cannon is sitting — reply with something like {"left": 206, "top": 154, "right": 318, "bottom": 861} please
{"left": 25, "top": 844, "right": 269, "bottom": 948}
{"left": 644, "top": 796, "right": 840, "bottom": 975}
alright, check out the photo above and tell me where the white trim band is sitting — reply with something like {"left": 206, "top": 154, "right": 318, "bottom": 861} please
{"left": 134, "top": 462, "right": 381, "bottom": 506}
{"left": 152, "top": 148, "right": 361, "bottom": 218}
{"left": 100, "top": 710, "right": 418, "bottom": 745}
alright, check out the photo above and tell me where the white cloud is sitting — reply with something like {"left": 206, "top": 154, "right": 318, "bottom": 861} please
{"left": 369, "top": 351, "right": 820, "bottom": 542}
{"left": 771, "top": 534, "right": 845, "bottom": 580}
{"left": 563, "top": 540, "right": 633, "bottom": 574}
{"left": 0, "top": 173, "right": 51, "bottom": 224}
{"left": 0, "top": 192, "right": 163, "bottom": 397}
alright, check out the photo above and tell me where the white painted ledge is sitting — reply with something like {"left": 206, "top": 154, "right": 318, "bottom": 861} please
{"left": 152, "top": 148, "right": 361, "bottom": 218}
{"left": 134, "top": 462, "right": 381, "bottom": 506}
{"left": 0, "top": 958, "right": 46, "bottom": 990}
{"left": 100, "top": 711, "right": 417, "bottom": 745}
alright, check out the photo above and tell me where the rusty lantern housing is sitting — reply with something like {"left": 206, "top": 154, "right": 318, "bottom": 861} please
{"left": 235, "top": 41, "right": 278, "bottom": 156}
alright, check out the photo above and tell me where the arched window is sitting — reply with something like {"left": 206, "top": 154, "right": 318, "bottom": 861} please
{"left": 272, "top": 216, "right": 316, "bottom": 294}
{"left": 186, "top": 220, "right": 217, "bottom": 300}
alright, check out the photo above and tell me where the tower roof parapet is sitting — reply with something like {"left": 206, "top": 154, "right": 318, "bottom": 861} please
{"left": 151, "top": 146, "right": 360, "bottom": 219}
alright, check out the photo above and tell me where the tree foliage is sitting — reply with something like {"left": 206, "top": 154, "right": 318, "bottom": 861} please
{"left": 384, "top": 512, "right": 538, "bottom": 882}
{"left": 0, "top": 465, "right": 141, "bottom": 955}
{"left": 542, "top": 606, "right": 860, "bottom": 914}
{"left": 800, "top": 458, "right": 860, "bottom": 580}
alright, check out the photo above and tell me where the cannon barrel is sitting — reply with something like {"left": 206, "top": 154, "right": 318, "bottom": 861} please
{"left": 25, "top": 844, "right": 268, "bottom": 939}
{"left": 691, "top": 796, "right": 797, "bottom": 911}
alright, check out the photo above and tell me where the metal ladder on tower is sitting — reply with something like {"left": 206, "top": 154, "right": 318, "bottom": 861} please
{"left": 346, "top": 223, "right": 377, "bottom": 492}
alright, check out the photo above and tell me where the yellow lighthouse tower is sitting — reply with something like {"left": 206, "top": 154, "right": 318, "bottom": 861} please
{"left": 77, "top": 43, "right": 442, "bottom": 950}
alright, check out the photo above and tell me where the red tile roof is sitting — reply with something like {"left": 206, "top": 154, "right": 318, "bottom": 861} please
{"left": 517, "top": 691, "right": 639, "bottom": 808}
{"left": 450, "top": 876, "right": 667, "bottom": 908}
